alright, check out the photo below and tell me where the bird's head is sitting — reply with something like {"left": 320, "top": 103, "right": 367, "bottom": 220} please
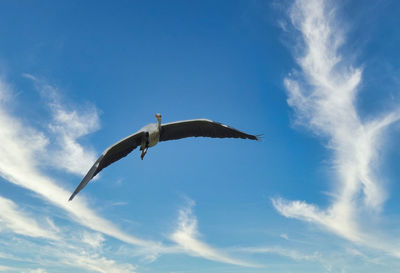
{"left": 155, "top": 113, "right": 162, "bottom": 122}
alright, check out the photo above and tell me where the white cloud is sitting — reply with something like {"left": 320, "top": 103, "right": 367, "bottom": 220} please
{"left": 272, "top": 198, "right": 363, "bottom": 242}
{"left": 280, "top": 233, "right": 289, "bottom": 240}
{"left": 274, "top": 0, "right": 400, "bottom": 255}
{"left": 0, "top": 75, "right": 148, "bottom": 271}
{"left": 0, "top": 76, "right": 12, "bottom": 103}
{"left": 81, "top": 231, "right": 106, "bottom": 249}
{"left": 0, "top": 265, "right": 18, "bottom": 272}
{"left": 170, "top": 200, "right": 255, "bottom": 267}
{"left": 26, "top": 269, "right": 48, "bottom": 273}
{"left": 60, "top": 252, "right": 137, "bottom": 273}
{"left": 239, "top": 246, "right": 320, "bottom": 262}
{"left": 0, "top": 75, "right": 161, "bottom": 249}
{"left": 0, "top": 232, "right": 138, "bottom": 273}
{"left": 0, "top": 196, "right": 59, "bottom": 240}
{"left": 48, "top": 105, "right": 99, "bottom": 176}
{"left": 23, "top": 73, "right": 100, "bottom": 176}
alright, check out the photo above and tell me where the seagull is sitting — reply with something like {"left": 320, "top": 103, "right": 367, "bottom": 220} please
{"left": 69, "top": 114, "right": 260, "bottom": 201}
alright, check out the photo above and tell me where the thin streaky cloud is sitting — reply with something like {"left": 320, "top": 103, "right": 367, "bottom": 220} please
{"left": 273, "top": 0, "right": 400, "bottom": 255}
{"left": 237, "top": 246, "right": 320, "bottom": 262}
{"left": 59, "top": 252, "right": 137, "bottom": 273}
{"left": 81, "top": 231, "right": 106, "bottom": 249}
{"left": 0, "top": 232, "right": 138, "bottom": 273}
{"left": 0, "top": 76, "right": 12, "bottom": 103}
{"left": 0, "top": 265, "right": 19, "bottom": 273}
{"left": 169, "top": 200, "right": 257, "bottom": 267}
{"left": 25, "top": 269, "right": 49, "bottom": 273}
{"left": 23, "top": 73, "right": 100, "bottom": 176}
{"left": 0, "top": 196, "right": 59, "bottom": 240}
{"left": 0, "top": 76, "right": 161, "bottom": 249}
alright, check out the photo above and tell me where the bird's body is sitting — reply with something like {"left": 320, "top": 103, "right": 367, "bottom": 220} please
{"left": 139, "top": 123, "right": 160, "bottom": 148}
{"left": 69, "top": 114, "right": 260, "bottom": 201}
{"left": 144, "top": 124, "right": 160, "bottom": 147}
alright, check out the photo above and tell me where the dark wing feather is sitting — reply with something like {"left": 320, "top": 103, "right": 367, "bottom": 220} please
{"left": 69, "top": 131, "right": 145, "bottom": 201}
{"left": 159, "top": 119, "right": 259, "bottom": 142}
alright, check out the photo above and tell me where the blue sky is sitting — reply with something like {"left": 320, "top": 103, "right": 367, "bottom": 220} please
{"left": 0, "top": 0, "right": 400, "bottom": 272}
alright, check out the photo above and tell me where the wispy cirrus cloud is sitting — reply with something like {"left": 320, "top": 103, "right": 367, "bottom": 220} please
{"left": 0, "top": 76, "right": 159, "bottom": 248}
{"left": 0, "top": 196, "right": 58, "bottom": 240}
{"left": 59, "top": 251, "right": 137, "bottom": 273}
{"left": 0, "top": 265, "right": 18, "bottom": 273}
{"left": 273, "top": 0, "right": 400, "bottom": 255}
{"left": 170, "top": 200, "right": 255, "bottom": 267}
{"left": 237, "top": 245, "right": 320, "bottom": 262}
{"left": 22, "top": 73, "right": 100, "bottom": 176}
{"left": 0, "top": 74, "right": 147, "bottom": 272}
{"left": 0, "top": 232, "right": 138, "bottom": 273}
{"left": 26, "top": 269, "right": 49, "bottom": 273}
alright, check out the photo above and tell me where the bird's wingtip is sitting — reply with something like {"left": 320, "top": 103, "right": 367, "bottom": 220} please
{"left": 255, "top": 134, "right": 264, "bottom": 141}
{"left": 68, "top": 159, "right": 101, "bottom": 202}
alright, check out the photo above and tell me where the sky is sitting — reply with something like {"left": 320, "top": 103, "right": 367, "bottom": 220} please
{"left": 0, "top": 0, "right": 400, "bottom": 272}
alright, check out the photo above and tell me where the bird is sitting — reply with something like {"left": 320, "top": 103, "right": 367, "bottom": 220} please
{"left": 69, "top": 113, "right": 260, "bottom": 201}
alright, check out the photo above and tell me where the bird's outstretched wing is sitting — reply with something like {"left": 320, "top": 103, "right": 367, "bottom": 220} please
{"left": 69, "top": 131, "right": 145, "bottom": 201}
{"left": 159, "top": 119, "right": 259, "bottom": 142}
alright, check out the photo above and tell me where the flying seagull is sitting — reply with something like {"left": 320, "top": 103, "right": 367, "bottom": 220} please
{"left": 69, "top": 114, "right": 260, "bottom": 201}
